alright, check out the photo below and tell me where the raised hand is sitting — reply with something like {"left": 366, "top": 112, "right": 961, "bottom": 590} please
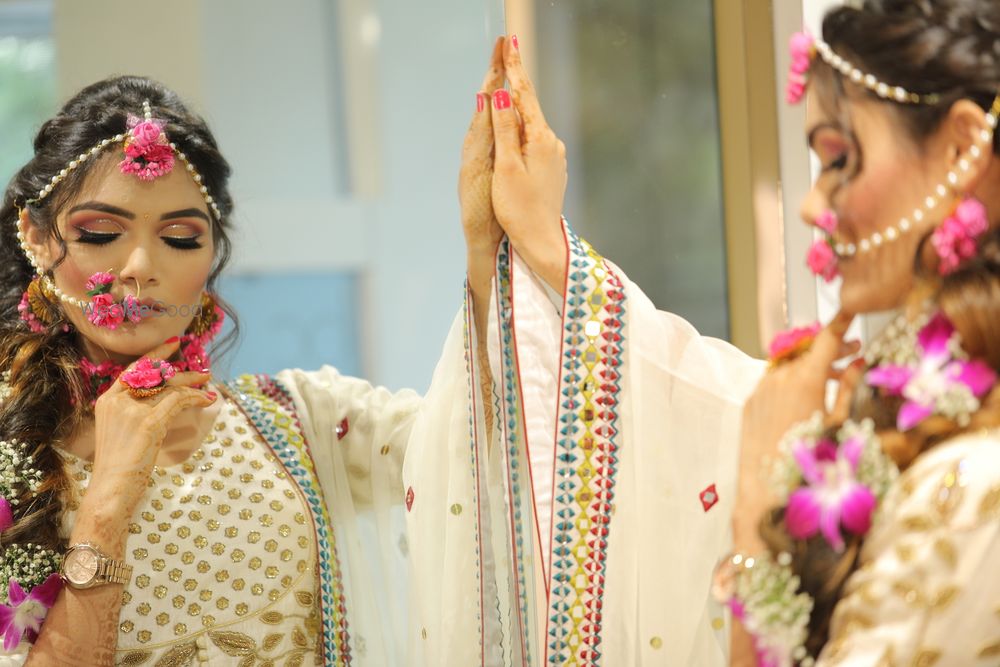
{"left": 490, "top": 36, "right": 569, "bottom": 292}
{"left": 460, "top": 36, "right": 506, "bottom": 269}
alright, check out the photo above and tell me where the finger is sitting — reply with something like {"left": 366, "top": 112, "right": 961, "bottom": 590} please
{"left": 503, "top": 35, "right": 549, "bottom": 135}
{"left": 482, "top": 36, "right": 505, "bottom": 94}
{"left": 149, "top": 386, "right": 216, "bottom": 424}
{"left": 805, "top": 310, "right": 856, "bottom": 372}
{"left": 827, "top": 358, "right": 866, "bottom": 425}
{"left": 491, "top": 88, "right": 525, "bottom": 170}
{"left": 166, "top": 371, "right": 213, "bottom": 389}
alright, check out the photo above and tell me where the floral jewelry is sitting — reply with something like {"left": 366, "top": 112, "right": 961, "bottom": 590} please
{"left": 0, "top": 438, "right": 43, "bottom": 536}
{"left": 771, "top": 414, "right": 898, "bottom": 552}
{"left": 768, "top": 322, "right": 821, "bottom": 368}
{"left": 713, "top": 551, "right": 815, "bottom": 667}
{"left": 931, "top": 197, "right": 989, "bottom": 275}
{"left": 867, "top": 312, "right": 997, "bottom": 431}
{"left": 120, "top": 106, "right": 175, "bottom": 180}
{"left": 786, "top": 31, "right": 939, "bottom": 106}
{"left": 79, "top": 358, "right": 125, "bottom": 404}
{"left": 0, "top": 544, "right": 62, "bottom": 652}
{"left": 119, "top": 357, "right": 176, "bottom": 399}
{"left": 82, "top": 271, "right": 144, "bottom": 330}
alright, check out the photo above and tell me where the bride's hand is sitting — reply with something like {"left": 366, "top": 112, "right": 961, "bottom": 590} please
{"left": 735, "top": 311, "right": 862, "bottom": 549}
{"left": 490, "top": 36, "right": 569, "bottom": 292}
{"left": 460, "top": 37, "right": 505, "bottom": 292}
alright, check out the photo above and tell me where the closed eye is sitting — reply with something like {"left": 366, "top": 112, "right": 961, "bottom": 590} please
{"left": 75, "top": 229, "right": 119, "bottom": 245}
{"left": 163, "top": 236, "right": 204, "bottom": 250}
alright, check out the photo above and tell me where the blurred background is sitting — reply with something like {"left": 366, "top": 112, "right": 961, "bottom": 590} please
{"left": 0, "top": 0, "right": 852, "bottom": 394}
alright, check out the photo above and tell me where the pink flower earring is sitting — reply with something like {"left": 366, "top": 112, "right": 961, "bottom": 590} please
{"left": 806, "top": 209, "right": 841, "bottom": 283}
{"left": 931, "top": 197, "right": 989, "bottom": 275}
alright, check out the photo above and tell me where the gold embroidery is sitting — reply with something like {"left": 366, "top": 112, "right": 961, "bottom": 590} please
{"left": 209, "top": 630, "right": 256, "bottom": 656}
{"left": 900, "top": 515, "right": 937, "bottom": 531}
{"left": 912, "top": 649, "right": 941, "bottom": 666}
{"left": 261, "top": 610, "right": 285, "bottom": 624}
{"left": 117, "top": 650, "right": 153, "bottom": 665}
{"left": 978, "top": 485, "right": 1000, "bottom": 521}
{"left": 892, "top": 580, "right": 924, "bottom": 606}
{"left": 933, "top": 539, "right": 957, "bottom": 569}
{"left": 933, "top": 463, "right": 965, "bottom": 520}
{"left": 929, "top": 586, "right": 959, "bottom": 611}
{"left": 262, "top": 633, "right": 284, "bottom": 651}
{"left": 979, "top": 641, "right": 1000, "bottom": 658}
{"left": 895, "top": 543, "right": 915, "bottom": 562}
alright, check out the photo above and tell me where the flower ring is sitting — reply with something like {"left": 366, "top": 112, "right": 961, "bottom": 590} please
{"left": 118, "top": 357, "right": 176, "bottom": 399}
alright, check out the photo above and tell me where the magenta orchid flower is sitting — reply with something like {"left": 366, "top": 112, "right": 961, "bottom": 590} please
{"left": 0, "top": 574, "right": 62, "bottom": 651}
{"left": 785, "top": 435, "right": 876, "bottom": 552}
{"left": 0, "top": 497, "right": 12, "bottom": 533}
{"left": 867, "top": 313, "right": 997, "bottom": 430}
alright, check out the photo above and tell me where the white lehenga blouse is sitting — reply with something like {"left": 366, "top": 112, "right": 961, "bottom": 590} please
{"left": 60, "top": 399, "right": 325, "bottom": 665}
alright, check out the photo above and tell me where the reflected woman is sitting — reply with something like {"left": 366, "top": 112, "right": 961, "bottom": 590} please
{"left": 0, "top": 57, "right": 505, "bottom": 664}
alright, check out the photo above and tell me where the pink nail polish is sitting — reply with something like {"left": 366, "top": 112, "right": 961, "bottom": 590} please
{"left": 205, "top": 391, "right": 217, "bottom": 401}
{"left": 476, "top": 93, "right": 485, "bottom": 113}
{"left": 511, "top": 34, "right": 520, "bottom": 51}
{"left": 164, "top": 336, "right": 179, "bottom": 344}
{"left": 493, "top": 90, "right": 511, "bottom": 110}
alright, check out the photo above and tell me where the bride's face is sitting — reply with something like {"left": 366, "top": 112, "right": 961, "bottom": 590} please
{"left": 798, "top": 86, "right": 950, "bottom": 313}
{"left": 23, "top": 154, "right": 216, "bottom": 362}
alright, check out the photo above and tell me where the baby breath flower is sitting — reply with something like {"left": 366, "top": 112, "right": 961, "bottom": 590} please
{"left": 0, "top": 441, "right": 42, "bottom": 507}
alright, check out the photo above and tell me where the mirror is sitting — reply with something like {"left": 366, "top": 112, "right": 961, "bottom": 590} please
{"left": 0, "top": 0, "right": 504, "bottom": 391}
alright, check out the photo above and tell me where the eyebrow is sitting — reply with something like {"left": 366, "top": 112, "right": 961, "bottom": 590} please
{"left": 66, "top": 202, "right": 210, "bottom": 223}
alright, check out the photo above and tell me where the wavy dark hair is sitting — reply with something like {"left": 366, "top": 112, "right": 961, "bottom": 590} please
{"left": 759, "top": 0, "right": 1000, "bottom": 658}
{"left": 0, "top": 76, "right": 239, "bottom": 553}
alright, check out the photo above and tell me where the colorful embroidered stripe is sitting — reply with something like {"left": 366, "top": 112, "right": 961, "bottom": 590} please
{"left": 495, "top": 237, "right": 534, "bottom": 666}
{"left": 227, "top": 374, "right": 352, "bottom": 666}
{"left": 544, "top": 225, "right": 626, "bottom": 666}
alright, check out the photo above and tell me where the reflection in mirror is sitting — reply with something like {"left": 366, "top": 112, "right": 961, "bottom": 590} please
{"left": 4, "top": 0, "right": 503, "bottom": 391}
{"left": 508, "top": 0, "right": 730, "bottom": 339}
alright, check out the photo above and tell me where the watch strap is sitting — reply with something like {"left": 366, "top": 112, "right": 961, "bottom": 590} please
{"left": 98, "top": 556, "right": 133, "bottom": 585}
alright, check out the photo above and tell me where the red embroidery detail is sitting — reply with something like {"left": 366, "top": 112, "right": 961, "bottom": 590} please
{"left": 405, "top": 486, "right": 415, "bottom": 511}
{"left": 700, "top": 484, "right": 719, "bottom": 512}
{"left": 336, "top": 417, "right": 349, "bottom": 440}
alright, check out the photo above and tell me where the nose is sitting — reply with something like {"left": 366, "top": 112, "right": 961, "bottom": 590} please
{"left": 799, "top": 185, "right": 829, "bottom": 230}
{"left": 117, "top": 244, "right": 158, "bottom": 293}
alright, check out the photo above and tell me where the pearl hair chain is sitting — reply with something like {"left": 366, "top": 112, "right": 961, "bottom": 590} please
{"left": 833, "top": 102, "right": 1000, "bottom": 259}
{"left": 814, "top": 39, "right": 940, "bottom": 106}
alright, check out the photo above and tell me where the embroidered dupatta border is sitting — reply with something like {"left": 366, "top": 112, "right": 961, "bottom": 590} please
{"left": 494, "top": 222, "right": 626, "bottom": 666}
{"left": 225, "top": 374, "right": 352, "bottom": 666}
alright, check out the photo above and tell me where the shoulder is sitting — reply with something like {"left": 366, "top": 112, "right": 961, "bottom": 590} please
{"left": 877, "top": 429, "right": 1000, "bottom": 535}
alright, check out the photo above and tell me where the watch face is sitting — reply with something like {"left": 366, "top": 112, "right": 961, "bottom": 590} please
{"left": 64, "top": 547, "right": 99, "bottom": 585}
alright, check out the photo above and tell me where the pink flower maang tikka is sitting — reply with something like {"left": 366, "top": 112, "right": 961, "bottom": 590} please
{"left": 120, "top": 102, "right": 175, "bottom": 181}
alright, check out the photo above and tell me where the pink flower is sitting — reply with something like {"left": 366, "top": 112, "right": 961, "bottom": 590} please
{"left": 868, "top": 313, "right": 998, "bottom": 430}
{"left": 178, "top": 336, "right": 209, "bottom": 372}
{"left": 131, "top": 120, "right": 164, "bottom": 147}
{"left": 786, "top": 31, "right": 814, "bottom": 105}
{"left": 120, "top": 143, "right": 175, "bottom": 181}
{"left": 806, "top": 239, "right": 839, "bottom": 282}
{"left": 768, "top": 322, "right": 821, "bottom": 364}
{"left": 121, "top": 357, "right": 176, "bottom": 389}
{"left": 0, "top": 498, "right": 12, "bottom": 533}
{"left": 0, "top": 574, "right": 62, "bottom": 651}
{"left": 85, "top": 271, "right": 115, "bottom": 294}
{"left": 86, "top": 293, "right": 124, "bottom": 330}
{"left": 122, "top": 295, "right": 143, "bottom": 323}
{"left": 785, "top": 435, "right": 876, "bottom": 551}
{"left": 815, "top": 209, "right": 839, "bottom": 235}
{"left": 17, "top": 292, "right": 46, "bottom": 334}
{"left": 931, "top": 198, "right": 988, "bottom": 275}
{"left": 80, "top": 357, "right": 125, "bottom": 398}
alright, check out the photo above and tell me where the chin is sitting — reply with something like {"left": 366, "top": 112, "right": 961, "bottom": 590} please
{"left": 80, "top": 322, "right": 185, "bottom": 356}
{"left": 838, "top": 276, "right": 909, "bottom": 314}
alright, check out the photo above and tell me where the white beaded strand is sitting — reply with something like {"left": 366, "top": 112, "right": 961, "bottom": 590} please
{"left": 814, "top": 39, "right": 940, "bottom": 106}
{"left": 833, "top": 101, "right": 999, "bottom": 259}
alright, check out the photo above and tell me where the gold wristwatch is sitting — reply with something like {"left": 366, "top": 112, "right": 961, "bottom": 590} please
{"left": 60, "top": 543, "right": 133, "bottom": 589}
